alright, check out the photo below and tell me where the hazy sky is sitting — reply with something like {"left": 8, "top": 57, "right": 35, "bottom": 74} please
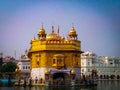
{"left": 0, "top": 0, "right": 120, "bottom": 58}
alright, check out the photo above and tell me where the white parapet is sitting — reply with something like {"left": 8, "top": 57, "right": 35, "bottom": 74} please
{"left": 31, "top": 68, "right": 46, "bottom": 81}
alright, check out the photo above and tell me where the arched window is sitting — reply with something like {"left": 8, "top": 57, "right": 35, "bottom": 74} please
{"left": 53, "top": 59, "right": 56, "bottom": 64}
{"left": 23, "top": 66, "right": 25, "bottom": 69}
{"left": 36, "top": 54, "right": 41, "bottom": 65}
{"left": 52, "top": 54, "right": 64, "bottom": 69}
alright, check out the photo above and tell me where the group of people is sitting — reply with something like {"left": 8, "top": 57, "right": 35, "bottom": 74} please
{"left": 22, "top": 77, "right": 45, "bottom": 86}
{"left": 81, "top": 74, "right": 96, "bottom": 85}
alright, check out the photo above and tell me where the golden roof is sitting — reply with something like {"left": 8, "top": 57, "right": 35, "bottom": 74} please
{"left": 71, "top": 69, "right": 76, "bottom": 74}
{"left": 69, "top": 27, "right": 77, "bottom": 36}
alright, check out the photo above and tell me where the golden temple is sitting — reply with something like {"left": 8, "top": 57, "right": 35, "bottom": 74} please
{"left": 28, "top": 25, "right": 82, "bottom": 85}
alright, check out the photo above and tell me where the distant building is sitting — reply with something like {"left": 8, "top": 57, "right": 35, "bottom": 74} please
{"left": 0, "top": 52, "right": 17, "bottom": 65}
{"left": 96, "top": 56, "right": 120, "bottom": 76}
{"left": 17, "top": 52, "right": 30, "bottom": 78}
{"left": 2, "top": 56, "right": 16, "bottom": 64}
{"left": 81, "top": 51, "right": 120, "bottom": 79}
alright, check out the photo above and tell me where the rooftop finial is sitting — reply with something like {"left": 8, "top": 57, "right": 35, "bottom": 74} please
{"left": 34, "top": 34, "right": 36, "bottom": 39}
{"left": 25, "top": 49, "right": 28, "bottom": 55}
{"left": 52, "top": 26, "right": 54, "bottom": 33}
{"left": 41, "top": 22, "right": 43, "bottom": 29}
{"left": 72, "top": 23, "right": 74, "bottom": 29}
{"left": 58, "top": 25, "right": 60, "bottom": 36}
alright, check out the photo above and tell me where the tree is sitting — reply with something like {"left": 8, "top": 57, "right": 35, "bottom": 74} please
{"left": 0, "top": 57, "right": 3, "bottom": 67}
{"left": 0, "top": 61, "right": 17, "bottom": 73}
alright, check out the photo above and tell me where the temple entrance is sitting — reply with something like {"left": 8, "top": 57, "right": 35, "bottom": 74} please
{"left": 52, "top": 72, "right": 70, "bottom": 85}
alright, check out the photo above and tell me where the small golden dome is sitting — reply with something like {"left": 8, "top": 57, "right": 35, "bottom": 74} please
{"left": 45, "top": 69, "right": 50, "bottom": 74}
{"left": 69, "top": 27, "right": 77, "bottom": 36}
{"left": 92, "top": 68, "right": 97, "bottom": 73}
{"left": 38, "top": 27, "right": 46, "bottom": 35}
{"left": 15, "top": 66, "right": 20, "bottom": 74}
{"left": 61, "top": 36, "right": 65, "bottom": 41}
{"left": 71, "top": 69, "right": 76, "bottom": 74}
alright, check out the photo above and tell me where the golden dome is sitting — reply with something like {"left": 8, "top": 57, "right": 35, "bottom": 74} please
{"left": 38, "top": 27, "right": 46, "bottom": 35}
{"left": 46, "top": 26, "right": 61, "bottom": 41}
{"left": 71, "top": 69, "right": 76, "bottom": 74}
{"left": 69, "top": 27, "right": 77, "bottom": 36}
{"left": 46, "top": 33, "right": 61, "bottom": 41}
{"left": 45, "top": 69, "right": 50, "bottom": 74}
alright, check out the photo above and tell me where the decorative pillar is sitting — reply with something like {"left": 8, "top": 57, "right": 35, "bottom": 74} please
{"left": 15, "top": 66, "right": 21, "bottom": 85}
{"left": 91, "top": 67, "right": 97, "bottom": 79}
{"left": 45, "top": 70, "right": 50, "bottom": 86}
{"left": 70, "top": 69, "right": 76, "bottom": 86}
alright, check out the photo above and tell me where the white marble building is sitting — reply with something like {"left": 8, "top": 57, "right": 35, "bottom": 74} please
{"left": 81, "top": 51, "right": 97, "bottom": 75}
{"left": 81, "top": 51, "right": 120, "bottom": 78}
{"left": 17, "top": 54, "right": 30, "bottom": 78}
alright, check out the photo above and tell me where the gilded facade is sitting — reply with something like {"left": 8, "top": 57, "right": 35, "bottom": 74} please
{"left": 28, "top": 25, "right": 81, "bottom": 84}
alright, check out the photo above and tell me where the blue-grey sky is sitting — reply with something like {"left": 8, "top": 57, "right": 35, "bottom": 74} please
{"left": 0, "top": 0, "right": 120, "bottom": 58}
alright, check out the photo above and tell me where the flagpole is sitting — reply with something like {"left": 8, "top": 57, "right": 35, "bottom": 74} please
{"left": 14, "top": 50, "right": 16, "bottom": 60}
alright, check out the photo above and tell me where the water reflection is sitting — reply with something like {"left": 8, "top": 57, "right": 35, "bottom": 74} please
{"left": 97, "top": 80, "right": 120, "bottom": 90}
{"left": 0, "top": 81, "right": 120, "bottom": 90}
{"left": 13, "top": 86, "right": 97, "bottom": 90}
